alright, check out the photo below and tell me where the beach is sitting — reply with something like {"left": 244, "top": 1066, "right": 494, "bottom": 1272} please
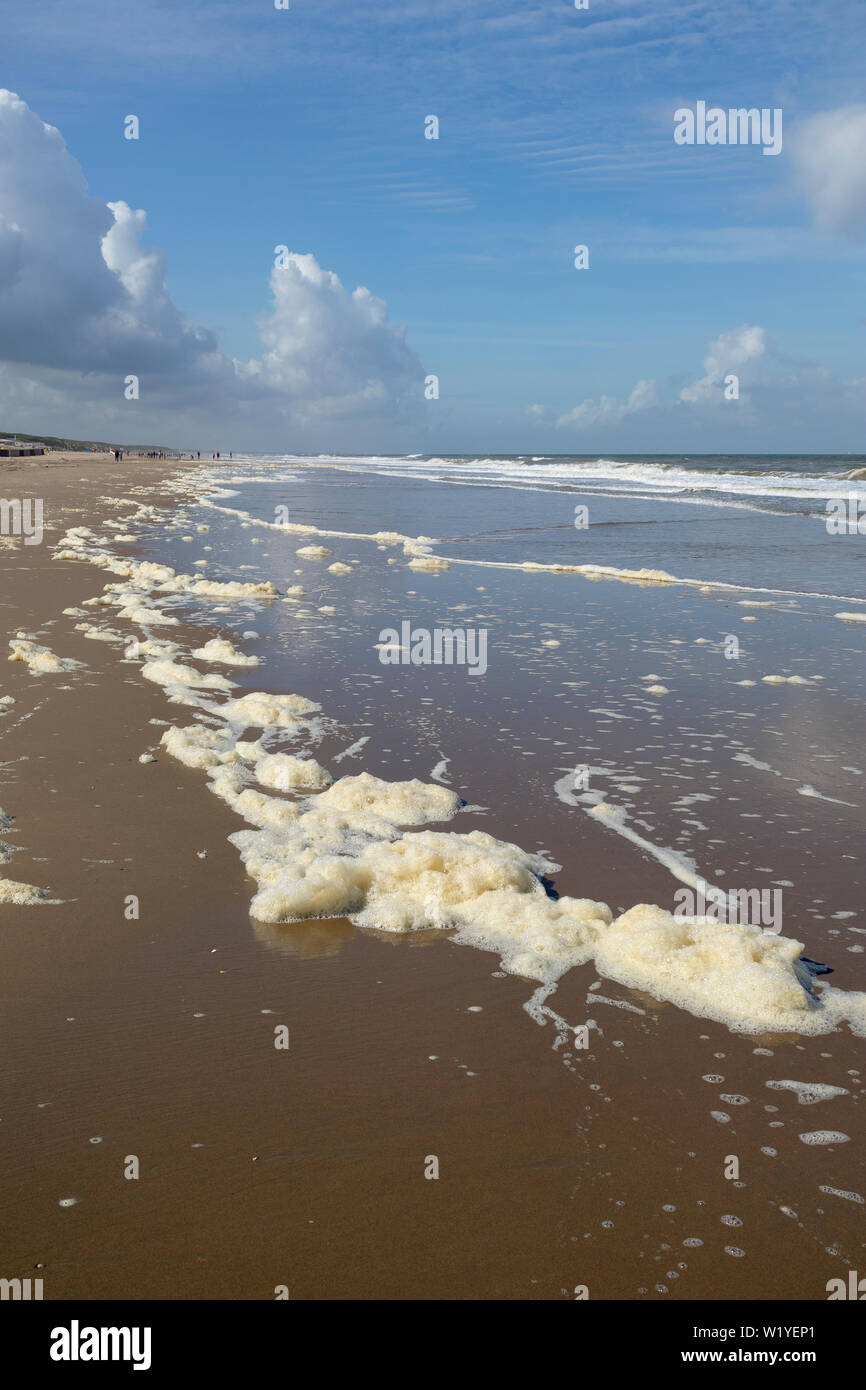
{"left": 1, "top": 450, "right": 865, "bottom": 1300}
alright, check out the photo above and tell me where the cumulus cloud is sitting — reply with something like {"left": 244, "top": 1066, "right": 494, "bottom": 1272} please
{"left": 549, "top": 322, "right": 862, "bottom": 448}
{"left": 679, "top": 324, "right": 765, "bottom": 404}
{"left": 790, "top": 105, "right": 866, "bottom": 237}
{"left": 555, "top": 378, "right": 657, "bottom": 429}
{"left": 555, "top": 327, "right": 764, "bottom": 429}
{"left": 254, "top": 254, "right": 421, "bottom": 425}
{"left": 0, "top": 90, "right": 423, "bottom": 438}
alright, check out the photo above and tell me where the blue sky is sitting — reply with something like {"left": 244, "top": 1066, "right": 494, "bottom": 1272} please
{"left": 2, "top": 0, "right": 865, "bottom": 452}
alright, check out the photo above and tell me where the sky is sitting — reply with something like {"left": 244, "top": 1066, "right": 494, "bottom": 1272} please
{"left": 1, "top": 0, "right": 865, "bottom": 454}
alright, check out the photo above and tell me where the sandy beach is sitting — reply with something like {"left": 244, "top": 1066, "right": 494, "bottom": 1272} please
{"left": 4, "top": 0, "right": 866, "bottom": 1347}
{"left": 0, "top": 451, "right": 863, "bottom": 1301}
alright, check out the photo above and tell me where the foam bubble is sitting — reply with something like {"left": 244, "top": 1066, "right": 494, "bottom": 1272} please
{"left": 8, "top": 639, "right": 83, "bottom": 674}
{"left": 256, "top": 754, "right": 332, "bottom": 792}
{"left": 191, "top": 638, "right": 260, "bottom": 667}
{"left": 141, "top": 660, "right": 236, "bottom": 692}
{"left": 798, "top": 1131, "right": 850, "bottom": 1145}
{"left": 219, "top": 691, "right": 320, "bottom": 731}
{"left": 766, "top": 1079, "right": 849, "bottom": 1105}
{"left": 408, "top": 555, "right": 450, "bottom": 572}
{"left": 0, "top": 876, "right": 50, "bottom": 905}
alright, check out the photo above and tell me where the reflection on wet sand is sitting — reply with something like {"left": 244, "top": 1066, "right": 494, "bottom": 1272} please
{"left": 253, "top": 916, "right": 356, "bottom": 960}
{"left": 253, "top": 916, "right": 450, "bottom": 961}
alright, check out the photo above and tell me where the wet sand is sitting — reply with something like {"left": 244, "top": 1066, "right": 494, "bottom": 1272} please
{"left": 1, "top": 455, "right": 864, "bottom": 1301}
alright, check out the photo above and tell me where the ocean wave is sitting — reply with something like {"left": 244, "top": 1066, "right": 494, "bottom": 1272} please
{"left": 235, "top": 453, "right": 866, "bottom": 509}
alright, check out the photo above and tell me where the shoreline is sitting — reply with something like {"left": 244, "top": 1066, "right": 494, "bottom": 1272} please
{"left": 1, "top": 454, "right": 864, "bottom": 1300}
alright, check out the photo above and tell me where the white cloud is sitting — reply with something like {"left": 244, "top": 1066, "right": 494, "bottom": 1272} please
{"left": 790, "top": 105, "right": 866, "bottom": 236}
{"left": 550, "top": 322, "right": 863, "bottom": 449}
{"left": 0, "top": 90, "right": 423, "bottom": 439}
{"left": 679, "top": 324, "right": 766, "bottom": 404}
{"left": 556, "top": 378, "right": 657, "bottom": 429}
{"left": 255, "top": 254, "right": 422, "bottom": 425}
